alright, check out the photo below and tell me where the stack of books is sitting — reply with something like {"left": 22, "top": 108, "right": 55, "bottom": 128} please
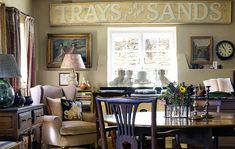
{"left": 76, "top": 91, "right": 92, "bottom": 101}
{"left": 76, "top": 91, "right": 92, "bottom": 112}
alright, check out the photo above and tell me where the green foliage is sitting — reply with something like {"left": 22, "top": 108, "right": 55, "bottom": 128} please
{"left": 160, "top": 82, "right": 194, "bottom": 105}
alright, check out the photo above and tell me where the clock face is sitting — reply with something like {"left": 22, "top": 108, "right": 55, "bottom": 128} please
{"left": 216, "top": 40, "right": 234, "bottom": 60}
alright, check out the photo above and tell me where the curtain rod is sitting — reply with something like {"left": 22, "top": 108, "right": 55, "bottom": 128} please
{"left": 20, "top": 11, "right": 31, "bottom": 17}
{"left": 6, "top": 7, "right": 34, "bottom": 19}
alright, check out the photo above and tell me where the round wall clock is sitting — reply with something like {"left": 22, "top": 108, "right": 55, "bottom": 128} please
{"left": 216, "top": 40, "right": 234, "bottom": 60}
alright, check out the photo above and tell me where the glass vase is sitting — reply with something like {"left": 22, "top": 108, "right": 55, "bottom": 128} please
{"left": 165, "top": 104, "right": 191, "bottom": 118}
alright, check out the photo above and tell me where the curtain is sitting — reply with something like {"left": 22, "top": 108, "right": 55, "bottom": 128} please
{"left": 25, "top": 16, "right": 36, "bottom": 96}
{"left": 5, "top": 7, "right": 36, "bottom": 95}
{"left": 5, "top": 7, "right": 21, "bottom": 91}
{"left": 0, "top": 2, "right": 7, "bottom": 54}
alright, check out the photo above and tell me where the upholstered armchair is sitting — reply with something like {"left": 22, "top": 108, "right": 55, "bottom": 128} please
{"left": 30, "top": 85, "right": 97, "bottom": 149}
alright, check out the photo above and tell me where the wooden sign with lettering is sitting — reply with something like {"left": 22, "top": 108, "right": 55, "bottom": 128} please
{"left": 50, "top": 0, "right": 231, "bottom": 25}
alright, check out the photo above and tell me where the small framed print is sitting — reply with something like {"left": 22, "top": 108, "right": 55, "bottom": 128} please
{"left": 190, "top": 36, "right": 213, "bottom": 65}
{"left": 59, "top": 72, "right": 79, "bottom": 86}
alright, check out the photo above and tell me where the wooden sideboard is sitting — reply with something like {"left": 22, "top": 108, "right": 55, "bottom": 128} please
{"left": 219, "top": 99, "right": 235, "bottom": 113}
{"left": 195, "top": 98, "right": 235, "bottom": 113}
{"left": 0, "top": 104, "right": 44, "bottom": 148}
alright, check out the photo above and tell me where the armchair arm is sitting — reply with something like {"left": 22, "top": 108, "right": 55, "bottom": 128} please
{"left": 42, "top": 115, "right": 63, "bottom": 146}
{"left": 43, "top": 115, "right": 62, "bottom": 123}
{"left": 82, "top": 112, "right": 96, "bottom": 123}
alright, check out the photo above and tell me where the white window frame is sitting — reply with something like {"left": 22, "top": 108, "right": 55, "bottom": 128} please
{"left": 20, "top": 19, "right": 27, "bottom": 91}
{"left": 107, "top": 27, "right": 177, "bottom": 86}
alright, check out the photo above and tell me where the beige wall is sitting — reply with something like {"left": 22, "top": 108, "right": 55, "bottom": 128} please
{"left": 2, "top": 0, "right": 32, "bottom": 15}
{"left": 33, "top": 0, "right": 235, "bottom": 88}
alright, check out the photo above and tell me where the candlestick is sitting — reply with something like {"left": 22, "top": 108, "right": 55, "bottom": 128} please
{"left": 201, "top": 86, "right": 214, "bottom": 119}
{"left": 189, "top": 86, "right": 203, "bottom": 120}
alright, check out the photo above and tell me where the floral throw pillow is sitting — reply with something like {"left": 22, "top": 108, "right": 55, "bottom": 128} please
{"left": 61, "top": 98, "right": 82, "bottom": 121}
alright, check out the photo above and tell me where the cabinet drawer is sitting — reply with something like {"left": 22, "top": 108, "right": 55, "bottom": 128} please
{"left": 33, "top": 109, "right": 44, "bottom": 124}
{"left": 18, "top": 111, "right": 32, "bottom": 130}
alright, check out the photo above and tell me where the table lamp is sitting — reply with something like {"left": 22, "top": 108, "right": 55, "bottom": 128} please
{"left": 61, "top": 54, "right": 85, "bottom": 86}
{"left": 0, "top": 54, "right": 21, "bottom": 108}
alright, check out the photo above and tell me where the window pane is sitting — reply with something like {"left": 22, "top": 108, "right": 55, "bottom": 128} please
{"left": 20, "top": 22, "right": 27, "bottom": 88}
{"left": 108, "top": 27, "right": 177, "bottom": 87}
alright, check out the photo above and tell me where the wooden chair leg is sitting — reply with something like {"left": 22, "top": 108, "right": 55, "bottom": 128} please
{"left": 138, "top": 135, "right": 145, "bottom": 149}
{"left": 110, "top": 129, "right": 116, "bottom": 149}
{"left": 187, "top": 144, "right": 196, "bottom": 149}
{"left": 157, "top": 138, "right": 165, "bottom": 149}
{"left": 213, "top": 136, "right": 219, "bottom": 149}
{"left": 172, "top": 135, "right": 182, "bottom": 149}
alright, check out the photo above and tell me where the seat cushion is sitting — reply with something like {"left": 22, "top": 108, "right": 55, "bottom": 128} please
{"left": 60, "top": 120, "right": 96, "bottom": 135}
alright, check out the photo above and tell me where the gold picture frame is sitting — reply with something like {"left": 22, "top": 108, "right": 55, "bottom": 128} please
{"left": 190, "top": 36, "right": 213, "bottom": 65}
{"left": 47, "top": 33, "right": 92, "bottom": 68}
{"left": 59, "top": 72, "right": 79, "bottom": 86}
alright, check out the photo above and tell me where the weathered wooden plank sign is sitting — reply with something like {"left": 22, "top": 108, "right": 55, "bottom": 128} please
{"left": 50, "top": 0, "right": 231, "bottom": 25}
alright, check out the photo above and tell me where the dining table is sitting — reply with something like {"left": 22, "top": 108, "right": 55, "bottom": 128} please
{"left": 104, "top": 111, "right": 235, "bottom": 128}
{"left": 104, "top": 111, "right": 235, "bottom": 149}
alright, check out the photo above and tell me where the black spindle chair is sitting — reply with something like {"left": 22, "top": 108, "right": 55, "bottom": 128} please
{"left": 96, "top": 97, "right": 157, "bottom": 149}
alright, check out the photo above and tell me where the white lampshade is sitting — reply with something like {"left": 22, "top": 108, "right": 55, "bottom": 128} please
{"left": 61, "top": 54, "right": 85, "bottom": 70}
{"left": 60, "top": 54, "right": 85, "bottom": 86}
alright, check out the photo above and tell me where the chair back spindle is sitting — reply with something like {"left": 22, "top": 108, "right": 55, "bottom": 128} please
{"left": 93, "top": 92, "right": 130, "bottom": 149}
{"left": 96, "top": 97, "right": 157, "bottom": 149}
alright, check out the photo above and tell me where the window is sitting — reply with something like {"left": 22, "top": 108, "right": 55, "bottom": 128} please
{"left": 108, "top": 27, "right": 177, "bottom": 86}
{"left": 20, "top": 16, "right": 27, "bottom": 90}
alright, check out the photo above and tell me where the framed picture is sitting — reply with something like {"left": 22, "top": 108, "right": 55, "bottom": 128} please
{"left": 47, "top": 33, "right": 92, "bottom": 68}
{"left": 59, "top": 72, "right": 79, "bottom": 86}
{"left": 190, "top": 36, "right": 213, "bottom": 65}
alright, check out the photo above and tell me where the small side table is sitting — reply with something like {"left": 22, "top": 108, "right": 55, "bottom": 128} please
{"left": 0, "top": 104, "right": 44, "bottom": 149}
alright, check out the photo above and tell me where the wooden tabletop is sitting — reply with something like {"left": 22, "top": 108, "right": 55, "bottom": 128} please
{"left": 104, "top": 111, "right": 235, "bottom": 129}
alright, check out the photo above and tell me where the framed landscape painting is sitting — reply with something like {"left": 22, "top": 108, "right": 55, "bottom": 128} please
{"left": 190, "top": 36, "right": 213, "bottom": 65}
{"left": 47, "top": 33, "right": 92, "bottom": 68}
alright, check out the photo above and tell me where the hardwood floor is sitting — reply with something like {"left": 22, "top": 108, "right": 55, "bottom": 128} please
{"left": 37, "top": 136, "right": 235, "bottom": 149}
{"left": 38, "top": 143, "right": 235, "bottom": 149}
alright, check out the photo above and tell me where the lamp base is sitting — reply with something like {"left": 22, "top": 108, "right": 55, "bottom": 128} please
{"left": 0, "top": 79, "right": 15, "bottom": 108}
{"left": 68, "top": 71, "right": 78, "bottom": 86}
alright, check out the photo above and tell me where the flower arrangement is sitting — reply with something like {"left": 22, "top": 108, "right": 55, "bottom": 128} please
{"left": 160, "top": 82, "right": 194, "bottom": 105}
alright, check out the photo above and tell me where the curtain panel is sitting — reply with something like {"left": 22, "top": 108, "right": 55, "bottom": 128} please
{"left": 5, "top": 7, "right": 21, "bottom": 91}
{"left": 25, "top": 16, "right": 36, "bottom": 95}
{"left": 5, "top": 7, "right": 36, "bottom": 95}
{"left": 0, "top": 2, "right": 7, "bottom": 53}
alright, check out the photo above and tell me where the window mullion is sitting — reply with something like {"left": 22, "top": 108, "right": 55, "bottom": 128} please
{"left": 108, "top": 27, "right": 177, "bottom": 86}
{"left": 140, "top": 33, "right": 144, "bottom": 70}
